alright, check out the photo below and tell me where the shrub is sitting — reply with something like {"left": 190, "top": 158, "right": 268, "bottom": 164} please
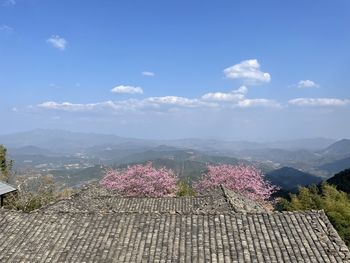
{"left": 5, "top": 175, "right": 73, "bottom": 212}
{"left": 278, "top": 183, "right": 350, "bottom": 246}
{"left": 176, "top": 181, "right": 196, "bottom": 197}
{"left": 100, "top": 162, "right": 177, "bottom": 197}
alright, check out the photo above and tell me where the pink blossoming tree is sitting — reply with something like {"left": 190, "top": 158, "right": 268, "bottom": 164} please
{"left": 100, "top": 162, "right": 177, "bottom": 197}
{"left": 194, "top": 164, "right": 277, "bottom": 200}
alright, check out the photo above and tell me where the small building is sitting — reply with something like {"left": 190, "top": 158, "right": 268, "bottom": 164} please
{"left": 0, "top": 181, "right": 16, "bottom": 206}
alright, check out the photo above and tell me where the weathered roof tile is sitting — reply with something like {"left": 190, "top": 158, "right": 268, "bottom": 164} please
{"left": 43, "top": 185, "right": 266, "bottom": 214}
{"left": 1, "top": 184, "right": 349, "bottom": 262}
{"left": 0, "top": 210, "right": 349, "bottom": 262}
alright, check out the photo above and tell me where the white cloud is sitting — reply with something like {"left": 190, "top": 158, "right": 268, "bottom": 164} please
{"left": 288, "top": 98, "right": 350, "bottom": 107}
{"left": 297, "top": 80, "right": 320, "bottom": 89}
{"left": 38, "top": 83, "right": 281, "bottom": 113}
{"left": 0, "top": 24, "right": 13, "bottom": 32}
{"left": 142, "top": 71, "right": 155, "bottom": 77}
{"left": 238, "top": 99, "right": 280, "bottom": 108}
{"left": 201, "top": 86, "right": 279, "bottom": 108}
{"left": 37, "top": 95, "right": 218, "bottom": 113}
{"left": 201, "top": 92, "right": 244, "bottom": 102}
{"left": 38, "top": 100, "right": 135, "bottom": 112}
{"left": 38, "top": 101, "right": 97, "bottom": 111}
{"left": 224, "top": 59, "right": 271, "bottom": 84}
{"left": 201, "top": 86, "right": 247, "bottom": 102}
{"left": 47, "top": 35, "right": 68, "bottom": 50}
{"left": 111, "top": 85, "right": 144, "bottom": 94}
{"left": 145, "top": 96, "right": 215, "bottom": 108}
{"left": 12, "top": 107, "right": 18, "bottom": 112}
{"left": 235, "top": 86, "right": 248, "bottom": 94}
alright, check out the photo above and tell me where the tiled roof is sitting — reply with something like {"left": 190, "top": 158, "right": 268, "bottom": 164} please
{"left": 210, "top": 186, "right": 267, "bottom": 213}
{"left": 0, "top": 210, "right": 349, "bottom": 262}
{"left": 45, "top": 195, "right": 220, "bottom": 213}
{"left": 43, "top": 184, "right": 266, "bottom": 214}
{"left": 0, "top": 181, "right": 16, "bottom": 196}
{"left": 1, "top": 184, "right": 349, "bottom": 262}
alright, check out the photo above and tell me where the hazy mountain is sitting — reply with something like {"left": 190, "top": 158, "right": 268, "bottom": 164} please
{"left": 2, "top": 129, "right": 349, "bottom": 186}
{"left": 234, "top": 148, "right": 318, "bottom": 164}
{"left": 115, "top": 146, "right": 243, "bottom": 167}
{"left": 327, "top": 168, "right": 350, "bottom": 194}
{"left": 265, "top": 167, "right": 322, "bottom": 192}
{"left": 161, "top": 138, "right": 265, "bottom": 153}
{"left": 52, "top": 165, "right": 104, "bottom": 187}
{"left": 8, "top": 146, "right": 57, "bottom": 156}
{"left": 265, "top": 138, "right": 336, "bottom": 151}
{"left": 0, "top": 129, "right": 343, "bottom": 157}
{"left": 49, "top": 148, "right": 248, "bottom": 186}
{"left": 83, "top": 142, "right": 154, "bottom": 162}
{"left": 318, "top": 157, "right": 350, "bottom": 174}
{"left": 0, "top": 129, "right": 153, "bottom": 153}
{"left": 319, "top": 139, "right": 350, "bottom": 158}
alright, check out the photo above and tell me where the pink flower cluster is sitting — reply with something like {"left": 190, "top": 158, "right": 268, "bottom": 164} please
{"left": 100, "top": 162, "right": 177, "bottom": 197}
{"left": 194, "top": 164, "right": 277, "bottom": 200}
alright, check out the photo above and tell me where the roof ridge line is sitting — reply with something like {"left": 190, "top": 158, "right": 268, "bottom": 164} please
{"left": 317, "top": 209, "right": 350, "bottom": 260}
{"left": 220, "top": 185, "right": 238, "bottom": 212}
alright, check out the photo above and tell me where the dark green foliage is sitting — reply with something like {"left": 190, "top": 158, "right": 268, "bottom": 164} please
{"left": 277, "top": 183, "right": 350, "bottom": 246}
{"left": 265, "top": 167, "right": 322, "bottom": 193}
{"left": 176, "top": 181, "right": 196, "bottom": 197}
{"left": 0, "top": 145, "right": 13, "bottom": 182}
{"left": 319, "top": 157, "right": 350, "bottom": 174}
{"left": 327, "top": 168, "right": 350, "bottom": 194}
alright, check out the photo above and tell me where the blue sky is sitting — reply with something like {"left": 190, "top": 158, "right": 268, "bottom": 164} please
{"left": 1, "top": 0, "right": 350, "bottom": 140}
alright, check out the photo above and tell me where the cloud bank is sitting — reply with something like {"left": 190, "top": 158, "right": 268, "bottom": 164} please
{"left": 288, "top": 98, "right": 350, "bottom": 107}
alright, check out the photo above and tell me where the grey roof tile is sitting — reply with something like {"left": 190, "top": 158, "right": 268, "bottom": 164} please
{"left": 1, "top": 184, "right": 349, "bottom": 262}
{"left": 0, "top": 210, "right": 349, "bottom": 262}
{"left": 42, "top": 184, "right": 265, "bottom": 214}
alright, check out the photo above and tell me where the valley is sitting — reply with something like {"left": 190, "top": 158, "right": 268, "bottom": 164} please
{"left": 1, "top": 129, "right": 349, "bottom": 191}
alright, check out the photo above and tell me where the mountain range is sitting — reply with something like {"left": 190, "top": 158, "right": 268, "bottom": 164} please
{"left": 1, "top": 129, "right": 350, "bottom": 189}
{"left": 265, "top": 167, "right": 323, "bottom": 192}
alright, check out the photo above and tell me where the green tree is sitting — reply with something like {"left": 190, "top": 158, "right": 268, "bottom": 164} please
{"left": 0, "top": 145, "right": 13, "bottom": 182}
{"left": 278, "top": 183, "right": 350, "bottom": 246}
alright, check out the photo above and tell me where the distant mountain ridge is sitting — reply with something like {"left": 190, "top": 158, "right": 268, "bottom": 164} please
{"left": 0, "top": 129, "right": 340, "bottom": 153}
{"left": 265, "top": 167, "right": 322, "bottom": 192}
{"left": 0, "top": 129, "right": 152, "bottom": 153}
{"left": 265, "top": 138, "right": 336, "bottom": 150}
{"left": 319, "top": 157, "right": 350, "bottom": 174}
{"left": 318, "top": 139, "right": 350, "bottom": 157}
{"left": 327, "top": 168, "right": 350, "bottom": 194}
{"left": 1, "top": 129, "right": 350, "bottom": 185}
